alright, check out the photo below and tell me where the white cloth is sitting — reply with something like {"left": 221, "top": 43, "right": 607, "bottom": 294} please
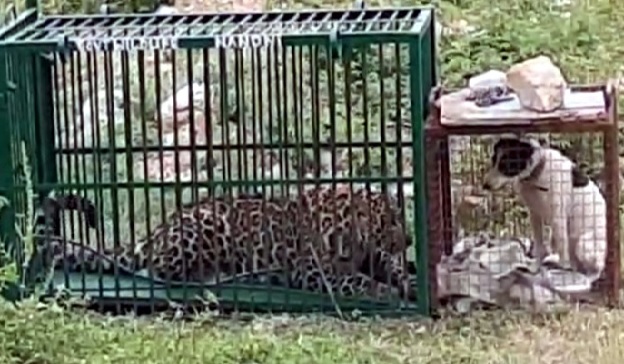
{"left": 436, "top": 233, "right": 598, "bottom": 313}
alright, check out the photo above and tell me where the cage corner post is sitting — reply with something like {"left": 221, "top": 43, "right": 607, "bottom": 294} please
{"left": 34, "top": 53, "right": 58, "bottom": 201}
{"left": 604, "top": 84, "right": 620, "bottom": 306}
{"left": 25, "top": 0, "right": 41, "bottom": 14}
{"left": 424, "top": 134, "right": 446, "bottom": 313}
{"left": 0, "top": 48, "right": 20, "bottom": 300}
{"left": 408, "top": 35, "right": 431, "bottom": 316}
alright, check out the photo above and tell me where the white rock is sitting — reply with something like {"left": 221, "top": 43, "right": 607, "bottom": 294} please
{"left": 506, "top": 56, "right": 568, "bottom": 112}
{"left": 468, "top": 70, "right": 506, "bottom": 89}
{"left": 154, "top": 5, "right": 178, "bottom": 15}
{"left": 158, "top": 82, "right": 206, "bottom": 129}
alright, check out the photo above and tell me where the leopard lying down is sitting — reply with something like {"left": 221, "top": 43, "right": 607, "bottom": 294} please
{"left": 38, "top": 186, "right": 415, "bottom": 301}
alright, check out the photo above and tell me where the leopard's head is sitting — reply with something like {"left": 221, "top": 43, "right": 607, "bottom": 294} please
{"left": 315, "top": 186, "right": 412, "bottom": 255}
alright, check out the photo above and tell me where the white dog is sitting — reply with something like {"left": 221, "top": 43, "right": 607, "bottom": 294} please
{"left": 482, "top": 137, "right": 606, "bottom": 281}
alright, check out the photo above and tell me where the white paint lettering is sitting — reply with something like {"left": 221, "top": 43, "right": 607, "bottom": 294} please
{"left": 73, "top": 37, "right": 179, "bottom": 52}
{"left": 213, "top": 34, "right": 282, "bottom": 49}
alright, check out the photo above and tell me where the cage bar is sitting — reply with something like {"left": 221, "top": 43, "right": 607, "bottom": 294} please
{"left": 0, "top": 6, "right": 437, "bottom": 317}
{"left": 427, "top": 82, "right": 621, "bottom": 312}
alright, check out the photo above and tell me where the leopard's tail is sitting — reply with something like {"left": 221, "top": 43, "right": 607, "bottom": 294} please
{"left": 27, "top": 191, "right": 101, "bottom": 282}
{"left": 37, "top": 191, "right": 98, "bottom": 234}
{"left": 37, "top": 194, "right": 158, "bottom": 281}
{"left": 46, "top": 237, "right": 137, "bottom": 276}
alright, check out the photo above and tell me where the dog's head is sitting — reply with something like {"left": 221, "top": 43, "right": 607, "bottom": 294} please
{"left": 483, "top": 138, "right": 541, "bottom": 191}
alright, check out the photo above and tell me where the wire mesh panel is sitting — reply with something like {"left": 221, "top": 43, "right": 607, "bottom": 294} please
{"left": 426, "top": 83, "right": 620, "bottom": 313}
{"left": 0, "top": 7, "right": 437, "bottom": 316}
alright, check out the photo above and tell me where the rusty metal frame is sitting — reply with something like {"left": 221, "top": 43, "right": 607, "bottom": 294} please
{"left": 425, "top": 81, "right": 621, "bottom": 310}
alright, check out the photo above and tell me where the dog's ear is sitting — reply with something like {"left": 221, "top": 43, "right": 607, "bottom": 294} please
{"left": 491, "top": 138, "right": 536, "bottom": 177}
{"left": 494, "top": 137, "right": 535, "bottom": 151}
{"left": 571, "top": 165, "right": 591, "bottom": 188}
{"left": 493, "top": 138, "right": 535, "bottom": 160}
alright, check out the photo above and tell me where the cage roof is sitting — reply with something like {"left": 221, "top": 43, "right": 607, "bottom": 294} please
{"left": 0, "top": 7, "right": 433, "bottom": 50}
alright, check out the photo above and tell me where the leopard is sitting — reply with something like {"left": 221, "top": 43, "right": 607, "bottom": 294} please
{"left": 41, "top": 185, "right": 415, "bottom": 300}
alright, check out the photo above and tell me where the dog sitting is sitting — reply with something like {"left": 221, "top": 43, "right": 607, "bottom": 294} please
{"left": 482, "top": 137, "right": 606, "bottom": 281}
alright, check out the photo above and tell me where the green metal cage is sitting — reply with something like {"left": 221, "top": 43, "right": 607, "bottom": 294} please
{"left": 0, "top": 5, "right": 438, "bottom": 316}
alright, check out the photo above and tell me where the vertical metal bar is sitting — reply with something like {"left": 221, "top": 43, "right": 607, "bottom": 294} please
{"left": 67, "top": 51, "right": 77, "bottom": 282}
{"left": 15, "top": 53, "right": 29, "bottom": 277}
{"left": 73, "top": 50, "right": 90, "bottom": 295}
{"left": 202, "top": 48, "right": 220, "bottom": 297}
{"left": 439, "top": 135, "right": 453, "bottom": 253}
{"left": 234, "top": 49, "right": 245, "bottom": 195}
{"left": 9, "top": 52, "right": 27, "bottom": 287}
{"left": 310, "top": 45, "right": 322, "bottom": 311}
{"left": 255, "top": 48, "right": 265, "bottom": 197}
{"left": 153, "top": 48, "right": 166, "bottom": 297}
{"left": 121, "top": 49, "right": 136, "bottom": 310}
{"left": 34, "top": 53, "right": 58, "bottom": 288}
{"left": 395, "top": 43, "right": 410, "bottom": 302}
{"left": 203, "top": 49, "right": 214, "bottom": 197}
{"left": 218, "top": 49, "right": 232, "bottom": 199}
{"left": 87, "top": 50, "right": 105, "bottom": 309}
{"left": 170, "top": 49, "right": 187, "bottom": 299}
{"left": 274, "top": 42, "right": 284, "bottom": 196}
{"left": 296, "top": 46, "right": 304, "bottom": 189}
{"left": 326, "top": 42, "right": 337, "bottom": 308}
{"left": 218, "top": 47, "right": 236, "bottom": 304}
{"left": 12, "top": 52, "right": 28, "bottom": 282}
{"left": 251, "top": 49, "right": 259, "bottom": 187}
{"left": 360, "top": 43, "right": 376, "bottom": 291}
{"left": 327, "top": 43, "right": 337, "bottom": 186}
{"left": 378, "top": 44, "right": 387, "bottom": 194}
{"left": 280, "top": 41, "right": 289, "bottom": 196}
{"left": 137, "top": 48, "right": 154, "bottom": 311}
{"left": 343, "top": 44, "right": 357, "bottom": 279}
{"left": 76, "top": 52, "right": 90, "bottom": 292}
{"left": 26, "top": 0, "right": 40, "bottom": 12}
{"left": 287, "top": 44, "right": 303, "bottom": 309}
{"left": 409, "top": 37, "right": 429, "bottom": 315}
{"left": 24, "top": 56, "right": 38, "bottom": 191}
{"left": 266, "top": 46, "right": 274, "bottom": 198}
{"left": 311, "top": 46, "right": 320, "bottom": 186}
{"left": 256, "top": 46, "right": 270, "bottom": 306}
{"left": 290, "top": 45, "right": 300, "bottom": 177}
{"left": 187, "top": 47, "right": 200, "bottom": 302}
{"left": 605, "top": 86, "right": 620, "bottom": 305}
{"left": 104, "top": 49, "right": 121, "bottom": 311}
{"left": 0, "top": 49, "right": 18, "bottom": 292}
{"left": 394, "top": 43, "right": 405, "bottom": 239}
{"left": 59, "top": 53, "right": 71, "bottom": 289}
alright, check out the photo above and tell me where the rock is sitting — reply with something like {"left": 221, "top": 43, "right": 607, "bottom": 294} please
{"left": 466, "top": 70, "right": 513, "bottom": 107}
{"left": 154, "top": 5, "right": 178, "bottom": 14}
{"left": 158, "top": 82, "right": 206, "bottom": 131}
{"left": 506, "top": 56, "right": 568, "bottom": 112}
{"left": 468, "top": 70, "right": 506, "bottom": 89}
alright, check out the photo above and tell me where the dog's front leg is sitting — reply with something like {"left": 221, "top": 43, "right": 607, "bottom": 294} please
{"left": 529, "top": 211, "right": 547, "bottom": 260}
{"left": 550, "top": 210, "right": 571, "bottom": 267}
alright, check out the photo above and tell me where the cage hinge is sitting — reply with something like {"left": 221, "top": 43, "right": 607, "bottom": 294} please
{"left": 329, "top": 27, "right": 342, "bottom": 60}
{"left": 55, "top": 35, "right": 73, "bottom": 63}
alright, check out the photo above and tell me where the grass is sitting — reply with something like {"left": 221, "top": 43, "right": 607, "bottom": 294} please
{"left": 3, "top": 300, "right": 624, "bottom": 363}
{"left": 2, "top": 0, "right": 624, "bottom": 362}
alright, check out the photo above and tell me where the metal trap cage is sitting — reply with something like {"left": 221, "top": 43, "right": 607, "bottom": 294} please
{"left": 426, "top": 82, "right": 621, "bottom": 312}
{"left": 0, "top": 5, "right": 437, "bottom": 316}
